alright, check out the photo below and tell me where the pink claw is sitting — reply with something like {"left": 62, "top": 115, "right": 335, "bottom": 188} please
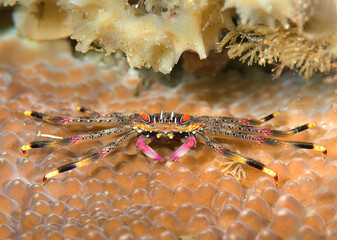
{"left": 136, "top": 137, "right": 164, "bottom": 162}
{"left": 169, "top": 135, "right": 197, "bottom": 162}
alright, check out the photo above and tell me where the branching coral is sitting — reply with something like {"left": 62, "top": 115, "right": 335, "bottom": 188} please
{"left": 218, "top": 0, "right": 337, "bottom": 79}
{"left": 2, "top": 0, "right": 337, "bottom": 78}
{"left": 1, "top": 0, "right": 228, "bottom": 74}
{"left": 218, "top": 24, "right": 337, "bottom": 79}
{"left": 223, "top": 0, "right": 314, "bottom": 30}
{"left": 1, "top": 0, "right": 73, "bottom": 40}
{"left": 67, "top": 0, "right": 227, "bottom": 74}
{"left": 215, "top": 157, "right": 247, "bottom": 182}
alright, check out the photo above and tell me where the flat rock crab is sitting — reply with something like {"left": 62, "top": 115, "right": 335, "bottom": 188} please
{"left": 21, "top": 107, "right": 327, "bottom": 185}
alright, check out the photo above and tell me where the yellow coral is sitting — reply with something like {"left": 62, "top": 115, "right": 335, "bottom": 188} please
{"left": 2, "top": 0, "right": 337, "bottom": 78}
{"left": 218, "top": 24, "right": 337, "bottom": 79}
{"left": 2, "top": 0, "right": 228, "bottom": 74}
{"left": 223, "top": 0, "right": 298, "bottom": 29}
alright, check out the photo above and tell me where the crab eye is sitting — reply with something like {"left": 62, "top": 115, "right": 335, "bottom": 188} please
{"left": 180, "top": 114, "right": 190, "bottom": 124}
{"left": 141, "top": 113, "right": 150, "bottom": 123}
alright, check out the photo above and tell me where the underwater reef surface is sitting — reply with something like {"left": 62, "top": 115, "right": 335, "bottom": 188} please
{"left": 0, "top": 36, "right": 336, "bottom": 239}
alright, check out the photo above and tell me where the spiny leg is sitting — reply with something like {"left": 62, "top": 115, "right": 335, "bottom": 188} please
{"left": 24, "top": 110, "right": 139, "bottom": 126}
{"left": 42, "top": 131, "right": 137, "bottom": 185}
{"left": 204, "top": 127, "right": 327, "bottom": 157}
{"left": 195, "top": 131, "right": 279, "bottom": 184}
{"left": 136, "top": 136, "right": 164, "bottom": 162}
{"left": 204, "top": 121, "right": 317, "bottom": 137}
{"left": 197, "top": 111, "right": 280, "bottom": 126}
{"left": 169, "top": 135, "right": 197, "bottom": 162}
{"left": 21, "top": 125, "right": 133, "bottom": 157}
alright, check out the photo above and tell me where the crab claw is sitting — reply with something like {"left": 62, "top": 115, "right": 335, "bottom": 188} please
{"left": 169, "top": 135, "right": 197, "bottom": 162}
{"left": 136, "top": 136, "right": 164, "bottom": 162}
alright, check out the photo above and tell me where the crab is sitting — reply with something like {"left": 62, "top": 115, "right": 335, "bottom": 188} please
{"left": 21, "top": 107, "right": 327, "bottom": 185}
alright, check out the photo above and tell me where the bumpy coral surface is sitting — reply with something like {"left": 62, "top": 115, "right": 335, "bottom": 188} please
{"left": 0, "top": 35, "right": 337, "bottom": 239}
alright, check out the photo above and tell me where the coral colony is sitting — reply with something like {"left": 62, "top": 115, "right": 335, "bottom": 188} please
{"left": 0, "top": 0, "right": 336, "bottom": 239}
{"left": 2, "top": 0, "right": 337, "bottom": 78}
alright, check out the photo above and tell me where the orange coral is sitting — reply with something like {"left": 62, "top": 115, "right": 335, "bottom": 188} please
{"left": 0, "top": 35, "right": 336, "bottom": 239}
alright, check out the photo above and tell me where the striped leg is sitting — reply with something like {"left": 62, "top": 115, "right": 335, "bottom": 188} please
{"left": 198, "top": 111, "right": 280, "bottom": 126}
{"left": 21, "top": 125, "right": 133, "bottom": 157}
{"left": 196, "top": 131, "right": 279, "bottom": 184}
{"left": 24, "top": 110, "right": 138, "bottom": 126}
{"left": 42, "top": 131, "right": 137, "bottom": 185}
{"left": 204, "top": 127, "right": 327, "bottom": 157}
{"left": 204, "top": 121, "right": 317, "bottom": 137}
{"left": 76, "top": 107, "right": 141, "bottom": 120}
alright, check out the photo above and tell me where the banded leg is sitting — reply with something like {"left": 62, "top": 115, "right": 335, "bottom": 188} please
{"left": 204, "top": 121, "right": 317, "bottom": 137}
{"left": 136, "top": 136, "right": 164, "bottom": 162}
{"left": 21, "top": 125, "right": 133, "bottom": 157}
{"left": 24, "top": 110, "right": 138, "bottom": 126}
{"left": 169, "top": 135, "right": 197, "bottom": 161}
{"left": 77, "top": 107, "right": 142, "bottom": 120}
{"left": 196, "top": 131, "right": 279, "bottom": 184}
{"left": 204, "top": 127, "right": 327, "bottom": 157}
{"left": 198, "top": 111, "right": 280, "bottom": 126}
{"left": 42, "top": 131, "right": 137, "bottom": 185}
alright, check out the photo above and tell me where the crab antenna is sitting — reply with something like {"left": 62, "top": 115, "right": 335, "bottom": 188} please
{"left": 170, "top": 110, "right": 174, "bottom": 121}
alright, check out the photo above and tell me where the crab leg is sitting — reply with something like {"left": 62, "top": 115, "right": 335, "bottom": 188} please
{"left": 76, "top": 106, "right": 136, "bottom": 119}
{"left": 205, "top": 127, "right": 327, "bottom": 157}
{"left": 204, "top": 122, "right": 317, "bottom": 137}
{"left": 21, "top": 125, "right": 133, "bottom": 156}
{"left": 169, "top": 135, "right": 197, "bottom": 161}
{"left": 24, "top": 110, "right": 139, "bottom": 126}
{"left": 76, "top": 106, "right": 102, "bottom": 117}
{"left": 42, "top": 131, "right": 137, "bottom": 185}
{"left": 198, "top": 111, "right": 280, "bottom": 126}
{"left": 196, "top": 131, "right": 279, "bottom": 184}
{"left": 136, "top": 136, "right": 164, "bottom": 162}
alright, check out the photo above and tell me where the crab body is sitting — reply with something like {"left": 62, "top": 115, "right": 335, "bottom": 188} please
{"left": 21, "top": 107, "right": 327, "bottom": 185}
{"left": 135, "top": 112, "right": 200, "bottom": 138}
{"left": 133, "top": 112, "right": 200, "bottom": 162}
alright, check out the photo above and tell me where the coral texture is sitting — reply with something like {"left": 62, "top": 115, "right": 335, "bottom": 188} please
{"left": 1, "top": 0, "right": 227, "bottom": 74}
{"left": 0, "top": 35, "right": 336, "bottom": 239}
{"left": 2, "top": 0, "right": 337, "bottom": 77}
{"left": 218, "top": 24, "right": 337, "bottom": 80}
{"left": 220, "top": 0, "right": 337, "bottom": 79}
